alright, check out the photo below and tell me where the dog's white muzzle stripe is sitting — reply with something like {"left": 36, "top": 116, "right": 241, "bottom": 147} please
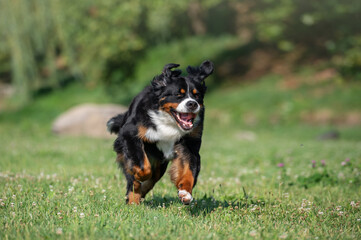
{"left": 176, "top": 98, "right": 200, "bottom": 114}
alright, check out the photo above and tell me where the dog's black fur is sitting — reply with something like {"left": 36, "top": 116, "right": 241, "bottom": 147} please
{"left": 107, "top": 60, "right": 214, "bottom": 204}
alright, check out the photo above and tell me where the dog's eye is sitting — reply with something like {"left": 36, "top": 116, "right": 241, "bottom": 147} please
{"left": 177, "top": 90, "right": 185, "bottom": 97}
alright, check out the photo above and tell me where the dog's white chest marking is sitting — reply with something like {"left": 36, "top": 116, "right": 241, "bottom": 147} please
{"left": 156, "top": 141, "right": 176, "bottom": 160}
{"left": 146, "top": 110, "right": 187, "bottom": 160}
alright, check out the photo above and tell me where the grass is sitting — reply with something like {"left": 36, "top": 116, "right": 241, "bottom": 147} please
{"left": 1, "top": 73, "right": 361, "bottom": 239}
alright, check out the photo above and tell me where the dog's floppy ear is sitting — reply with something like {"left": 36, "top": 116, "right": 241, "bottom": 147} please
{"left": 151, "top": 75, "right": 167, "bottom": 89}
{"left": 163, "top": 63, "right": 181, "bottom": 78}
{"left": 152, "top": 63, "right": 182, "bottom": 89}
{"left": 187, "top": 60, "right": 214, "bottom": 82}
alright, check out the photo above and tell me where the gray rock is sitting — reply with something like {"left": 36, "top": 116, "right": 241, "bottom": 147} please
{"left": 52, "top": 103, "right": 127, "bottom": 138}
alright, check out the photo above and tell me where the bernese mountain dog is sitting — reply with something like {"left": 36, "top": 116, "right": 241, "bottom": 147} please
{"left": 107, "top": 60, "right": 214, "bottom": 205}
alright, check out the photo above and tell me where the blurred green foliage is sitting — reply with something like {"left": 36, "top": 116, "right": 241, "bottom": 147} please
{"left": 108, "top": 35, "right": 241, "bottom": 102}
{"left": 0, "top": 0, "right": 360, "bottom": 105}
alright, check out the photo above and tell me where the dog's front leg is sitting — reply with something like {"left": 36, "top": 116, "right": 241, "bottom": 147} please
{"left": 121, "top": 131, "right": 152, "bottom": 182}
{"left": 169, "top": 145, "right": 200, "bottom": 205}
{"left": 119, "top": 131, "right": 152, "bottom": 204}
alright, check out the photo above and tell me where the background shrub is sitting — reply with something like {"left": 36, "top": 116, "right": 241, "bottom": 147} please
{"left": 0, "top": 0, "right": 360, "bottom": 105}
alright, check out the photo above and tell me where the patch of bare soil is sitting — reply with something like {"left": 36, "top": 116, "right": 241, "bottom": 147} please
{"left": 279, "top": 68, "right": 338, "bottom": 91}
{"left": 300, "top": 109, "right": 361, "bottom": 126}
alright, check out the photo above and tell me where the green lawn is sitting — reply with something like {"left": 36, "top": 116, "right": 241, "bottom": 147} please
{"left": 1, "top": 74, "right": 361, "bottom": 239}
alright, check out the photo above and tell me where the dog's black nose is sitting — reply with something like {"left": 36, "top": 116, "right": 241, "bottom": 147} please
{"left": 186, "top": 100, "right": 198, "bottom": 111}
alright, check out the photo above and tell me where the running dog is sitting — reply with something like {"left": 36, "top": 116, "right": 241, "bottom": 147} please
{"left": 107, "top": 60, "right": 214, "bottom": 204}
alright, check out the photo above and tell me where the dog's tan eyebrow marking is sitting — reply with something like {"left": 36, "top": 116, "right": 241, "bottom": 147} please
{"left": 192, "top": 89, "right": 197, "bottom": 94}
{"left": 180, "top": 88, "right": 186, "bottom": 94}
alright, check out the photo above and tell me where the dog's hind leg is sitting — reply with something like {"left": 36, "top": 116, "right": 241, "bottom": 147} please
{"left": 124, "top": 159, "right": 168, "bottom": 204}
{"left": 140, "top": 160, "right": 169, "bottom": 199}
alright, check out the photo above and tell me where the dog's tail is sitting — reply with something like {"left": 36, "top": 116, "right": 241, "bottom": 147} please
{"left": 107, "top": 113, "right": 127, "bottom": 134}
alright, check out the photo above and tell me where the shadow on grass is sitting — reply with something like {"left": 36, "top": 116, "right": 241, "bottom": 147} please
{"left": 144, "top": 193, "right": 262, "bottom": 217}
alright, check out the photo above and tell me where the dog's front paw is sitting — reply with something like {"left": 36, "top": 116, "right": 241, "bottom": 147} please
{"left": 178, "top": 190, "right": 193, "bottom": 205}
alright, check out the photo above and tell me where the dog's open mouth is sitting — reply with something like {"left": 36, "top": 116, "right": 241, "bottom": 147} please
{"left": 170, "top": 109, "right": 196, "bottom": 131}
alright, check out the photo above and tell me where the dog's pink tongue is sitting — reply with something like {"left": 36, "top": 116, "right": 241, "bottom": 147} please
{"left": 179, "top": 113, "right": 195, "bottom": 122}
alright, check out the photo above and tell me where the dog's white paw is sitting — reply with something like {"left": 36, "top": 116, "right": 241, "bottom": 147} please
{"left": 178, "top": 190, "right": 193, "bottom": 205}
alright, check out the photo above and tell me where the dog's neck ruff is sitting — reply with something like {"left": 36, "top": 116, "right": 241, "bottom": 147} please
{"left": 146, "top": 110, "right": 189, "bottom": 159}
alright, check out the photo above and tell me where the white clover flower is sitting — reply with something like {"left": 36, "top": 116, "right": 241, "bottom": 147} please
{"left": 338, "top": 173, "right": 345, "bottom": 179}
{"left": 279, "top": 233, "right": 288, "bottom": 239}
{"left": 56, "top": 228, "right": 63, "bottom": 235}
{"left": 249, "top": 230, "right": 257, "bottom": 237}
{"left": 79, "top": 213, "right": 85, "bottom": 218}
